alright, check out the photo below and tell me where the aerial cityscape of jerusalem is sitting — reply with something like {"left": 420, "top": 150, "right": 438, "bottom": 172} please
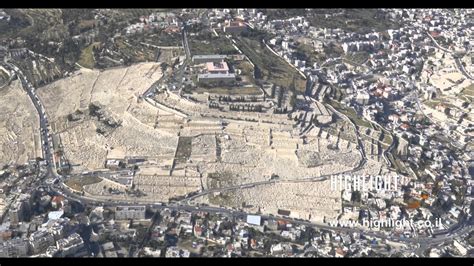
{"left": 0, "top": 8, "right": 472, "bottom": 258}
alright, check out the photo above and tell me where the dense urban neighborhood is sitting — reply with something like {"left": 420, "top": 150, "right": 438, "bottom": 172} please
{"left": 0, "top": 8, "right": 472, "bottom": 258}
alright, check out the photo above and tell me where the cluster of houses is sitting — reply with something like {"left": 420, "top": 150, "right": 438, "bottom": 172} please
{"left": 0, "top": 191, "right": 86, "bottom": 257}
{"left": 142, "top": 208, "right": 420, "bottom": 257}
{"left": 223, "top": 8, "right": 473, "bottom": 254}
{"left": 207, "top": 9, "right": 267, "bottom": 35}
{"left": 125, "top": 12, "right": 181, "bottom": 35}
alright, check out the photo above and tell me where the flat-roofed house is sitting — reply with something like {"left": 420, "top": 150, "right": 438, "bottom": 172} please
{"left": 246, "top": 215, "right": 262, "bottom": 226}
{"left": 115, "top": 206, "right": 146, "bottom": 220}
{"left": 206, "top": 61, "right": 229, "bottom": 74}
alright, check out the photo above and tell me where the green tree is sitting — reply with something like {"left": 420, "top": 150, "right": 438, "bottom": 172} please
{"left": 254, "top": 65, "right": 262, "bottom": 80}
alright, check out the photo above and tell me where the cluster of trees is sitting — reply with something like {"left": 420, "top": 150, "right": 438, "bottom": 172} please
{"left": 263, "top": 9, "right": 307, "bottom": 21}
{"left": 276, "top": 86, "right": 285, "bottom": 107}
{"left": 92, "top": 44, "right": 102, "bottom": 57}
{"left": 88, "top": 102, "right": 103, "bottom": 116}
{"left": 57, "top": 39, "right": 82, "bottom": 71}
{"left": 208, "top": 102, "right": 220, "bottom": 109}
{"left": 273, "top": 107, "right": 289, "bottom": 114}
{"left": 218, "top": 95, "right": 259, "bottom": 103}
{"left": 67, "top": 109, "right": 84, "bottom": 122}
{"left": 307, "top": 9, "right": 399, "bottom": 35}
{"left": 229, "top": 104, "right": 263, "bottom": 112}
{"left": 239, "top": 28, "right": 268, "bottom": 42}
{"left": 254, "top": 65, "right": 263, "bottom": 80}
{"left": 0, "top": 10, "right": 30, "bottom": 37}
{"left": 187, "top": 22, "right": 205, "bottom": 34}
{"left": 198, "top": 80, "right": 237, "bottom": 88}
{"left": 160, "top": 62, "right": 168, "bottom": 72}
{"left": 61, "top": 9, "right": 96, "bottom": 34}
